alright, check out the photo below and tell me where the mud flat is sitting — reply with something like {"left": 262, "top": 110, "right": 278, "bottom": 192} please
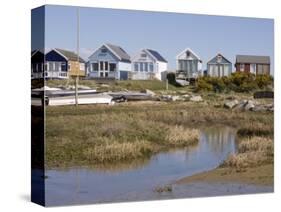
{"left": 176, "top": 164, "right": 273, "bottom": 186}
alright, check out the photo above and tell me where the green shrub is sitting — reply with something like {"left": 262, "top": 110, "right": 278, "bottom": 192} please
{"left": 195, "top": 72, "right": 273, "bottom": 93}
{"left": 255, "top": 75, "right": 273, "bottom": 89}
{"left": 196, "top": 77, "right": 213, "bottom": 91}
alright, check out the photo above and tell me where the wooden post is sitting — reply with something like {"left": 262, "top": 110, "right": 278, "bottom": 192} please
{"left": 166, "top": 78, "right": 168, "bottom": 90}
{"left": 75, "top": 76, "right": 78, "bottom": 106}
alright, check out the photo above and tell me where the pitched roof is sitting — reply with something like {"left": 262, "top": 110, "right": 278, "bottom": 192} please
{"left": 31, "top": 49, "right": 44, "bottom": 57}
{"left": 236, "top": 55, "right": 270, "bottom": 64}
{"left": 105, "top": 43, "right": 131, "bottom": 63}
{"left": 208, "top": 53, "right": 232, "bottom": 64}
{"left": 146, "top": 49, "right": 167, "bottom": 63}
{"left": 176, "top": 48, "right": 202, "bottom": 61}
{"left": 55, "top": 48, "right": 85, "bottom": 63}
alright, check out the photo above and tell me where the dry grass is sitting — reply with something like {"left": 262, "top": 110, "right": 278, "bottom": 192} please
{"left": 237, "top": 122, "right": 273, "bottom": 137}
{"left": 166, "top": 126, "right": 199, "bottom": 146}
{"left": 46, "top": 106, "right": 201, "bottom": 167}
{"left": 222, "top": 136, "right": 273, "bottom": 169}
{"left": 45, "top": 101, "right": 273, "bottom": 168}
{"left": 82, "top": 139, "right": 154, "bottom": 163}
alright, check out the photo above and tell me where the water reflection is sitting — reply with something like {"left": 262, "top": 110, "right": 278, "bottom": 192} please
{"left": 45, "top": 127, "right": 238, "bottom": 206}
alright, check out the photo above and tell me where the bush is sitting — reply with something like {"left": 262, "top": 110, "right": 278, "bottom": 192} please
{"left": 195, "top": 72, "right": 273, "bottom": 93}
{"left": 255, "top": 75, "right": 273, "bottom": 89}
{"left": 196, "top": 77, "right": 213, "bottom": 91}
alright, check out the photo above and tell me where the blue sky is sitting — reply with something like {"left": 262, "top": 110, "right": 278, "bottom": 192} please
{"left": 40, "top": 5, "right": 274, "bottom": 73}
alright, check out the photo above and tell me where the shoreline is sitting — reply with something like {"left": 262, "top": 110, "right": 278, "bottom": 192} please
{"left": 176, "top": 164, "right": 273, "bottom": 186}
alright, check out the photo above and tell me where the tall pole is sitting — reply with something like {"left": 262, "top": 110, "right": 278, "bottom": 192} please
{"left": 75, "top": 7, "right": 80, "bottom": 107}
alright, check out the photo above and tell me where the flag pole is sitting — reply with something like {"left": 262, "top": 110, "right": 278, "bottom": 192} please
{"left": 75, "top": 7, "right": 80, "bottom": 107}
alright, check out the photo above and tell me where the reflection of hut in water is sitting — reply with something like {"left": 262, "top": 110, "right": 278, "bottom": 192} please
{"left": 200, "top": 127, "right": 237, "bottom": 155}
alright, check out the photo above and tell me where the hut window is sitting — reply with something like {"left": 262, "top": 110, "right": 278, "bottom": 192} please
{"left": 262, "top": 65, "right": 269, "bottom": 74}
{"left": 134, "top": 63, "right": 139, "bottom": 72}
{"left": 61, "top": 62, "right": 67, "bottom": 71}
{"left": 101, "top": 48, "right": 107, "bottom": 53}
{"left": 92, "top": 63, "right": 98, "bottom": 71}
{"left": 250, "top": 64, "right": 256, "bottom": 74}
{"left": 144, "top": 63, "right": 148, "bottom": 72}
{"left": 140, "top": 63, "right": 144, "bottom": 72}
{"left": 240, "top": 64, "right": 245, "bottom": 71}
{"left": 186, "top": 51, "right": 191, "bottom": 58}
{"left": 54, "top": 62, "right": 60, "bottom": 71}
{"left": 141, "top": 53, "right": 147, "bottom": 58}
{"left": 149, "top": 63, "right": 154, "bottom": 72}
{"left": 109, "top": 63, "right": 116, "bottom": 72}
{"left": 80, "top": 63, "right": 85, "bottom": 71}
{"left": 224, "top": 65, "right": 229, "bottom": 76}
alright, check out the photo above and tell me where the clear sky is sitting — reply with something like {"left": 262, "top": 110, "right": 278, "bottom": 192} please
{"left": 40, "top": 5, "right": 274, "bottom": 74}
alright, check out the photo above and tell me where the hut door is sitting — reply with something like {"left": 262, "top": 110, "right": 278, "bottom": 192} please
{"left": 245, "top": 64, "right": 250, "bottom": 73}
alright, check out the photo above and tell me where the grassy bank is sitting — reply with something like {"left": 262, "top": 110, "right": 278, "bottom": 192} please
{"left": 46, "top": 101, "right": 273, "bottom": 168}
{"left": 176, "top": 126, "right": 274, "bottom": 186}
{"left": 46, "top": 103, "right": 201, "bottom": 168}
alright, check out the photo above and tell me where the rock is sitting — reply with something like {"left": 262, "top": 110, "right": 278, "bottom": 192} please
{"left": 264, "top": 103, "right": 274, "bottom": 112}
{"left": 234, "top": 102, "right": 246, "bottom": 111}
{"left": 251, "top": 105, "right": 266, "bottom": 112}
{"left": 224, "top": 100, "right": 239, "bottom": 109}
{"left": 244, "top": 100, "right": 255, "bottom": 111}
{"left": 160, "top": 95, "right": 173, "bottom": 101}
{"left": 190, "top": 95, "right": 203, "bottom": 102}
{"left": 141, "top": 89, "right": 156, "bottom": 96}
{"left": 171, "top": 96, "right": 181, "bottom": 101}
{"left": 182, "top": 94, "right": 190, "bottom": 98}
{"left": 66, "top": 85, "right": 75, "bottom": 90}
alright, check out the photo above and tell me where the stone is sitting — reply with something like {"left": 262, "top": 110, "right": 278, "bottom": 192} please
{"left": 190, "top": 95, "right": 203, "bottom": 102}
{"left": 244, "top": 100, "right": 255, "bottom": 111}
{"left": 251, "top": 105, "right": 266, "bottom": 112}
{"left": 171, "top": 96, "right": 181, "bottom": 101}
{"left": 182, "top": 94, "right": 190, "bottom": 99}
{"left": 141, "top": 89, "right": 156, "bottom": 96}
{"left": 224, "top": 100, "right": 239, "bottom": 109}
{"left": 160, "top": 95, "right": 173, "bottom": 101}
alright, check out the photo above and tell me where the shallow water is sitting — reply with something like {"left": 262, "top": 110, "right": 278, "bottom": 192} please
{"left": 44, "top": 127, "right": 272, "bottom": 206}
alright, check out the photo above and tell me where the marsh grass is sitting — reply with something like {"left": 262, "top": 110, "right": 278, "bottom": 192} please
{"left": 166, "top": 126, "right": 199, "bottom": 146}
{"left": 237, "top": 122, "right": 273, "bottom": 137}
{"left": 46, "top": 102, "right": 273, "bottom": 168}
{"left": 46, "top": 106, "right": 201, "bottom": 167}
{"left": 222, "top": 136, "right": 273, "bottom": 169}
